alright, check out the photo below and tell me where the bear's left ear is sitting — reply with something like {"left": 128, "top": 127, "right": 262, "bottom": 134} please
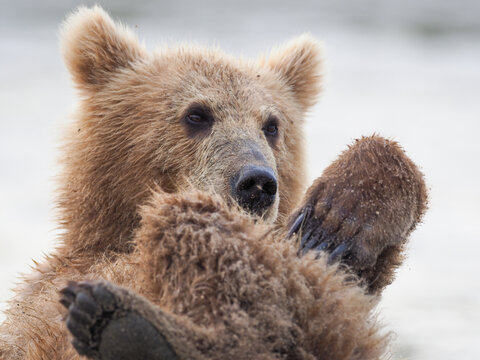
{"left": 60, "top": 6, "right": 146, "bottom": 91}
{"left": 262, "top": 34, "right": 324, "bottom": 111}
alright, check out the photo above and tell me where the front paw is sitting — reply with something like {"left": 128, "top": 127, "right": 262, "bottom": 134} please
{"left": 60, "top": 281, "right": 120, "bottom": 359}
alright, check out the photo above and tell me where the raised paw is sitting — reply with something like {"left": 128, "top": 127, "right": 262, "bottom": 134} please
{"left": 60, "top": 280, "right": 178, "bottom": 360}
{"left": 287, "top": 136, "right": 428, "bottom": 292}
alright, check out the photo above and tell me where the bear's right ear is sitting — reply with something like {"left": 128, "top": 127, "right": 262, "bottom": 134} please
{"left": 60, "top": 6, "right": 146, "bottom": 90}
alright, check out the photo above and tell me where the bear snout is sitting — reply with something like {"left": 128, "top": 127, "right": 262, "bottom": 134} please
{"left": 231, "top": 166, "right": 278, "bottom": 216}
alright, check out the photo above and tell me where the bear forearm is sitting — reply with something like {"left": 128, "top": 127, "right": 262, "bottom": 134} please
{"left": 288, "top": 135, "right": 428, "bottom": 293}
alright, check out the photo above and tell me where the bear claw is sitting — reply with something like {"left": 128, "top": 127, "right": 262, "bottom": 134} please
{"left": 288, "top": 201, "right": 371, "bottom": 275}
{"left": 327, "top": 244, "right": 348, "bottom": 265}
{"left": 286, "top": 212, "right": 305, "bottom": 238}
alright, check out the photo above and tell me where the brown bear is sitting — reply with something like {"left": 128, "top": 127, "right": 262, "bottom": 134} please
{"left": 0, "top": 6, "right": 427, "bottom": 360}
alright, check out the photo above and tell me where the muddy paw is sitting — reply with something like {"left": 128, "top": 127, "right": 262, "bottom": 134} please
{"left": 60, "top": 281, "right": 178, "bottom": 360}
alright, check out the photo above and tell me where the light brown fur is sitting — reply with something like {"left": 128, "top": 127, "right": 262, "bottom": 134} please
{"left": 0, "top": 6, "right": 427, "bottom": 360}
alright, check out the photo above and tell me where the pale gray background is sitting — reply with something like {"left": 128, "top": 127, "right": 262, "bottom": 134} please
{"left": 1, "top": 1, "right": 479, "bottom": 359}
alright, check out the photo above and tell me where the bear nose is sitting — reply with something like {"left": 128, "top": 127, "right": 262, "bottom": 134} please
{"left": 232, "top": 166, "right": 278, "bottom": 215}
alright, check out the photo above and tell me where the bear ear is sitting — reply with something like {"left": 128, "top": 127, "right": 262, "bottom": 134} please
{"left": 262, "top": 34, "right": 324, "bottom": 111}
{"left": 60, "top": 6, "right": 146, "bottom": 90}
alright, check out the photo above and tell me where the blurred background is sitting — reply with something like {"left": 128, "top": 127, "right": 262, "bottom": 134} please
{"left": 1, "top": 0, "right": 479, "bottom": 358}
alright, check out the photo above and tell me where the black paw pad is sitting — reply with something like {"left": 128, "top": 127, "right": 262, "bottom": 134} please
{"left": 60, "top": 281, "right": 118, "bottom": 359}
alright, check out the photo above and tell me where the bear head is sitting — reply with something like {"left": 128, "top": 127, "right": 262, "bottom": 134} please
{"left": 59, "top": 6, "right": 323, "bottom": 253}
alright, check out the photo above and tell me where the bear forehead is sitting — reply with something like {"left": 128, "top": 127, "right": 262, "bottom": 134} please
{"left": 148, "top": 49, "right": 282, "bottom": 109}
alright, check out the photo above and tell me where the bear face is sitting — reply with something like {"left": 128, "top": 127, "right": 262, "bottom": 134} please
{"left": 59, "top": 6, "right": 323, "bottom": 253}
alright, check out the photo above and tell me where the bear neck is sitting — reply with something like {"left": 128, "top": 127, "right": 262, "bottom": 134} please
{"left": 56, "top": 180, "right": 140, "bottom": 257}
{"left": 55, "top": 131, "right": 143, "bottom": 257}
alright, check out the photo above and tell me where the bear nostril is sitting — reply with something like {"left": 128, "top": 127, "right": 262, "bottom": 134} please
{"left": 263, "top": 179, "right": 277, "bottom": 196}
{"left": 238, "top": 178, "right": 256, "bottom": 192}
{"left": 232, "top": 166, "right": 278, "bottom": 215}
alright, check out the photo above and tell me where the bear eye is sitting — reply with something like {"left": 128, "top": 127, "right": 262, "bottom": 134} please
{"left": 182, "top": 103, "right": 214, "bottom": 137}
{"left": 263, "top": 116, "right": 279, "bottom": 138}
{"left": 263, "top": 124, "right": 278, "bottom": 137}
{"left": 186, "top": 113, "right": 205, "bottom": 125}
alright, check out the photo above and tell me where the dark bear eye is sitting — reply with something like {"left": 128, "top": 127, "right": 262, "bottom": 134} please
{"left": 182, "top": 103, "right": 214, "bottom": 137}
{"left": 263, "top": 124, "right": 278, "bottom": 137}
{"left": 186, "top": 113, "right": 205, "bottom": 125}
{"left": 263, "top": 116, "right": 279, "bottom": 138}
